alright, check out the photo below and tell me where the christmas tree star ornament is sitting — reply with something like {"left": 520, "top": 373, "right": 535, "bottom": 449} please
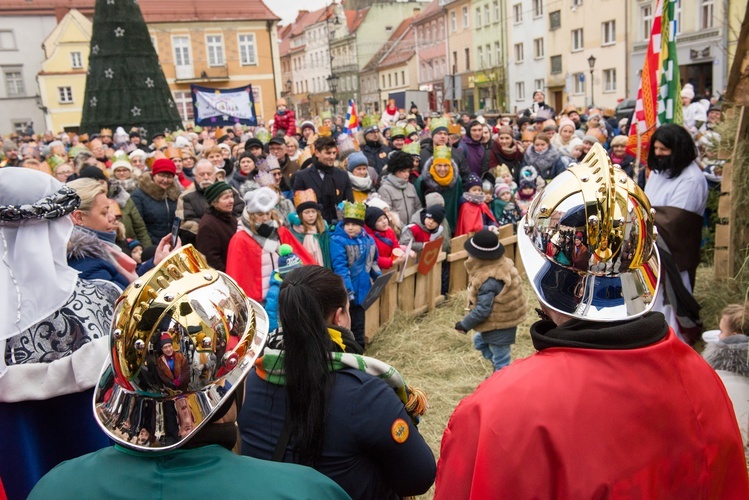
{"left": 90, "top": 97, "right": 98, "bottom": 107}
{"left": 92, "top": 45, "right": 99, "bottom": 54}
{"left": 131, "top": 107, "right": 141, "bottom": 117}
{"left": 107, "top": 0, "right": 114, "bottom": 4}
{"left": 104, "top": 68, "right": 114, "bottom": 78}
{"left": 145, "top": 77, "right": 154, "bottom": 88}
{"left": 114, "top": 27, "right": 125, "bottom": 37}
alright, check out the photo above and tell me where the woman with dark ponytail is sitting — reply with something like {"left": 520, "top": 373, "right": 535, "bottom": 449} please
{"left": 238, "top": 266, "right": 436, "bottom": 499}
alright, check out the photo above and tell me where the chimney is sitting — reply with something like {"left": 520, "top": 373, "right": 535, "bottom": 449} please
{"left": 413, "top": 8, "right": 421, "bottom": 17}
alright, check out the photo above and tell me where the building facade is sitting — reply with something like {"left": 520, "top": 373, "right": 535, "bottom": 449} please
{"left": 0, "top": 6, "right": 58, "bottom": 135}
{"left": 629, "top": 0, "right": 729, "bottom": 102}
{"left": 444, "top": 0, "right": 475, "bottom": 113}
{"left": 413, "top": 0, "right": 448, "bottom": 113}
{"left": 469, "top": 0, "right": 508, "bottom": 112}
{"left": 37, "top": 9, "right": 92, "bottom": 133}
{"left": 545, "top": 0, "right": 628, "bottom": 112}
{"left": 506, "top": 0, "right": 546, "bottom": 114}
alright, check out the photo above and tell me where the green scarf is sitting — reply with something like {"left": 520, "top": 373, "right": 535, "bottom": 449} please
{"left": 255, "top": 330, "right": 428, "bottom": 421}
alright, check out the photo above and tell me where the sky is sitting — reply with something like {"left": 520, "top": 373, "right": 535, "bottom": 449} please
{"left": 266, "top": 0, "right": 331, "bottom": 25}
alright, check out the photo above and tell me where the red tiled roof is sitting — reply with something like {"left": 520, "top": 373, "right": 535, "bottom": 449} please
{"left": 0, "top": 0, "right": 279, "bottom": 22}
{"left": 413, "top": 0, "right": 443, "bottom": 25}
{"left": 379, "top": 24, "right": 415, "bottom": 69}
{"left": 346, "top": 8, "right": 368, "bottom": 34}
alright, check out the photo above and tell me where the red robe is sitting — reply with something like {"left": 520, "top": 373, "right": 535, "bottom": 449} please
{"left": 225, "top": 227, "right": 314, "bottom": 303}
{"left": 435, "top": 330, "right": 749, "bottom": 499}
{"left": 455, "top": 201, "right": 497, "bottom": 237}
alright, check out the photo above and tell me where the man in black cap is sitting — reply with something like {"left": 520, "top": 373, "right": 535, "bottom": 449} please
{"left": 292, "top": 135, "right": 353, "bottom": 224}
{"left": 268, "top": 136, "right": 299, "bottom": 182}
{"left": 244, "top": 138, "right": 265, "bottom": 160}
{"left": 361, "top": 125, "right": 390, "bottom": 176}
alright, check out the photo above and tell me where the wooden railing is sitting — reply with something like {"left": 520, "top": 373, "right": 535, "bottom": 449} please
{"left": 365, "top": 224, "right": 522, "bottom": 342}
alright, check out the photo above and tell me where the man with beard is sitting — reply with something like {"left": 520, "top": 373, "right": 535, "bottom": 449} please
{"left": 177, "top": 159, "right": 244, "bottom": 244}
{"left": 1, "top": 140, "right": 20, "bottom": 167}
{"left": 292, "top": 135, "right": 353, "bottom": 224}
{"left": 361, "top": 125, "right": 390, "bottom": 176}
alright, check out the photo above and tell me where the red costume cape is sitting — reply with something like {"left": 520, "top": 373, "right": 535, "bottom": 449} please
{"left": 455, "top": 202, "right": 497, "bottom": 237}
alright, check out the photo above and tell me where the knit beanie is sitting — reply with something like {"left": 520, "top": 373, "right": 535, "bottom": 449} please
{"left": 277, "top": 244, "right": 303, "bottom": 276}
{"left": 365, "top": 206, "right": 386, "bottom": 230}
{"left": 568, "top": 137, "right": 583, "bottom": 152}
{"left": 582, "top": 135, "right": 599, "bottom": 145}
{"left": 421, "top": 204, "right": 445, "bottom": 226}
{"left": 346, "top": 151, "right": 369, "bottom": 172}
{"left": 151, "top": 158, "right": 177, "bottom": 176}
{"left": 204, "top": 181, "right": 232, "bottom": 204}
{"left": 681, "top": 83, "right": 695, "bottom": 100}
{"left": 245, "top": 138, "right": 264, "bottom": 151}
{"left": 494, "top": 182, "right": 512, "bottom": 197}
{"left": 465, "top": 173, "right": 482, "bottom": 190}
{"left": 424, "top": 192, "right": 445, "bottom": 207}
{"left": 128, "top": 239, "right": 143, "bottom": 251}
{"left": 558, "top": 118, "right": 575, "bottom": 131}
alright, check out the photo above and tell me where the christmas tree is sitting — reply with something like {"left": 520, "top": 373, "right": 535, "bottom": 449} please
{"left": 80, "top": 0, "right": 182, "bottom": 137}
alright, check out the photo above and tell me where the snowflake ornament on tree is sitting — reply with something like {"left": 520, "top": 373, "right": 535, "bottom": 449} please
{"left": 145, "top": 77, "right": 154, "bottom": 88}
{"left": 104, "top": 68, "right": 114, "bottom": 78}
{"left": 114, "top": 27, "right": 125, "bottom": 37}
{"left": 90, "top": 97, "right": 98, "bottom": 107}
{"left": 131, "top": 107, "right": 141, "bottom": 117}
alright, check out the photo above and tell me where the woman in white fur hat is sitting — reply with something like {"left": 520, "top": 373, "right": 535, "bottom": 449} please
{"left": 225, "top": 186, "right": 314, "bottom": 304}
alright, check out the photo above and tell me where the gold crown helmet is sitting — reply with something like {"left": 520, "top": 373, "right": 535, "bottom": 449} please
{"left": 432, "top": 145, "right": 452, "bottom": 164}
{"left": 164, "top": 147, "right": 182, "bottom": 159}
{"left": 402, "top": 142, "right": 420, "bottom": 155}
{"left": 93, "top": 245, "right": 269, "bottom": 451}
{"left": 342, "top": 201, "right": 366, "bottom": 222}
{"left": 518, "top": 143, "right": 660, "bottom": 321}
{"left": 429, "top": 117, "right": 448, "bottom": 133}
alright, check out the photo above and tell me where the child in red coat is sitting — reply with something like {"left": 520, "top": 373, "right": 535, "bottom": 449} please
{"left": 364, "top": 206, "right": 413, "bottom": 270}
{"left": 455, "top": 174, "right": 498, "bottom": 237}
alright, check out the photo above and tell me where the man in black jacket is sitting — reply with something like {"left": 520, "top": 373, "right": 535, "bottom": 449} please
{"left": 292, "top": 136, "right": 353, "bottom": 223}
{"left": 360, "top": 125, "right": 390, "bottom": 176}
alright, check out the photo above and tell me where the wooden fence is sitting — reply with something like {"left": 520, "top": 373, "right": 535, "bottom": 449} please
{"left": 365, "top": 225, "right": 522, "bottom": 342}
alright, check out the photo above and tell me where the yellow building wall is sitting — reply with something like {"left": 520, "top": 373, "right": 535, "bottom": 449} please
{"left": 38, "top": 10, "right": 91, "bottom": 132}
{"left": 149, "top": 20, "right": 278, "bottom": 122}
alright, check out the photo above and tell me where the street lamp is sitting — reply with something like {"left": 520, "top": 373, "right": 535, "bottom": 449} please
{"left": 588, "top": 54, "right": 596, "bottom": 109}
{"left": 286, "top": 79, "right": 292, "bottom": 94}
{"left": 327, "top": 73, "right": 340, "bottom": 115}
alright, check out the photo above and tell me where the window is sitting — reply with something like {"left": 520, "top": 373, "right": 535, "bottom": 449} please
{"left": 478, "top": 46, "right": 484, "bottom": 68}
{"left": 571, "top": 29, "right": 584, "bottom": 51}
{"left": 462, "top": 6, "right": 469, "bottom": 28}
{"left": 549, "top": 10, "right": 561, "bottom": 30}
{"left": 533, "top": 38, "right": 544, "bottom": 59}
{"left": 393, "top": 73, "right": 397, "bottom": 87}
{"left": 58, "top": 86, "right": 73, "bottom": 104}
{"left": 4, "top": 68, "right": 24, "bottom": 97}
{"left": 513, "top": 3, "right": 522, "bottom": 23}
{"left": 0, "top": 31, "right": 16, "bottom": 50}
{"left": 401, "top": 71, "right": 405, "bottom": 85}
{"left": 641, "top": 5, "right": 653, "bottom": 41}
{"left": 493, "top": 1, "right": 500, "bottom": 22}
{"left": 70, "top": 51, "right": 83, "bottom": 69}
{"left": 382, "top": 75, "right": 386, "bottom": 88}
{"left": 173, "top": 36, "right": 191, "bottom": 66}
{"left": 602, "top": 21, "right": 615, "bottom": 46}
{"left": 439, "top": 20, "right": 444, "bottom": 40}
{"left": 451, "top": 11, "right": 457, "bottom": 32}
{"left": 550, "top": 55, "right": 562, "bottom": 74}
{"left": 572, "top": 0, "right": 583, "bottom": 6}
{"left": 495, "top": 42, "right": 501, "bottom": 66}
{"left": 674, "top": 0, "right": 682, "bottom": 35}
{"left": 532, "top": 0, "right": 543, "bottom": 18}
{"left": 534, "top": 79, "right": 545, "bottom": 93}
{"left": 452, "top": 51, "right": 458, "bottom": 73}
{"left": 573, "top": 72, "right": 585, "bottom": 94}
{"left": 603, "top": 68, "right": 616, "bottom": 92}
{"left": 514, "top": 43, "right": 524, "bottom": 63}
{"left": 206, "top": 35, "right": 224, "bottom": 66}
{"left": 173, "top": 91, "right": 194, "bottom": 121}
{"left": 485, "top": 5, "right": 490, "bottom": 26}
{"left": 516, "top": 81, "right": 525, "bottom": 101}
{"left": 239, "top": 33, "right": 257, "bottom": 65}
{"left": 476, "top": 8, "right": 482, "bottom": 29}
{"left": 421, "top": 62, "right": 426, "bottom": 81}
{"left": 465, "top": 47, "right": 470, "bottom": 71}
{"left": 701, "top": 0, "right": 714, "bottom": 29}
{"left": 486, "top": 44, "right": 492, "bottom": 67}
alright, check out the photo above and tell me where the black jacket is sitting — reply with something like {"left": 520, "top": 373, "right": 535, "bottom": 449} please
{"left": 292, "top": 162, "right": 353, "bottom": 223}
{"left": 361, "top": 141, "right": 391, "bottom": 176}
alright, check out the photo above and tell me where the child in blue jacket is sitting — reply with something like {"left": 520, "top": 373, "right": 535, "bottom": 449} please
{"left": 330, "top": 201, "right": 382, "bottom": 349}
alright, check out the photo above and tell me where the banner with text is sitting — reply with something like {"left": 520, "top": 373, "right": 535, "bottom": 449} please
{"left": 191, "top": 84, "right": 257, "bottom": 126}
